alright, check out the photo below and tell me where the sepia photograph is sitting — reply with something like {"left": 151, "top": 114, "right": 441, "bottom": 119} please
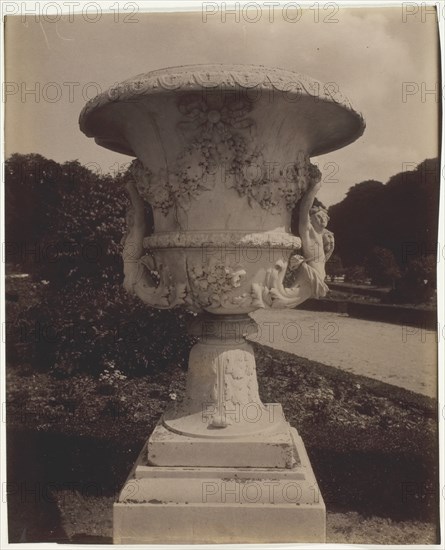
{"left": 1, "top": 0, "right": 443, "bottom": 546}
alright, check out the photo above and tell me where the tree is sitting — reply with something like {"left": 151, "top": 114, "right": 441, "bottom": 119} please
{"left": 344, "top": 265, "right": 368, "bottom": 285}
{"left": 5, "top": 153, "right": 129, "bottom": 287}
{"left": 328, "top": 180, "right": 385, "bottom": 266}
{"left": 389, "top": 255, "right": 436, "bottom": 304}
{"left": 328, "top": 159, "right": 440, "bottom": 271}
{"left": 364, "top": 247, "right": 401, "bottom": 288}
{"left": 325, "top": 253, "right": 344, "bottom": 281}
{"left": 6, "top": 153, "right": 193, "bottom": 376}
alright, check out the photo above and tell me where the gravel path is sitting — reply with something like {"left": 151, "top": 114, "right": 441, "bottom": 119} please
{"left": 250, "top": 309, "right": 437, "bottom": 399}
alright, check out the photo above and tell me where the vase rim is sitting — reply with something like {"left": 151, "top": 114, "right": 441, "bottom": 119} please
{"left": 79, "top": 63, "right": 365, "bottom": 158}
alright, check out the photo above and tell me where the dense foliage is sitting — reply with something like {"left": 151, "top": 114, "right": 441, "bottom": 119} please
{"left": 328, "top": 159, "right": 439, "bottom": 269}
{"left": 5, "top": 153, "right": 129, "bottom": 286}
{"left": 325, "top": 253, "right": 344, "bottom": 280}
{"left": 5, "top": 153, "right": 193, "bottom": 376}
{"left": 364, "top": 246, "right": 401, "bottom": 287}
{"left": 328, "top": 158, "right": 439, "bottom": 301}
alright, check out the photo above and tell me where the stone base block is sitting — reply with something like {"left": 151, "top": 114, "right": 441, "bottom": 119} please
{"left": 148, "top": 403, "right": 296, "bottom": 468}
{"left": 148, "top": 419, "right": 295, "bottom": 469}
{"left": 114, "top": 428, "right": 325, "bottom": 544}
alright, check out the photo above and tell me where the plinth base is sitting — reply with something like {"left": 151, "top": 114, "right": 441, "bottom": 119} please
{"left": 149, "top": 403, "right": 296, "bottom": 468}
{"left": 114, "top": 428, "right": 325, "bottom": 544}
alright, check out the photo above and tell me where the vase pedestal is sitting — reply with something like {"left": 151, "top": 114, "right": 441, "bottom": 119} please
{"left": 113, "top": 315, "right": 325, "bottom": 544}
{"left": 113, "top": 428, "right": 325, "bottom": 544}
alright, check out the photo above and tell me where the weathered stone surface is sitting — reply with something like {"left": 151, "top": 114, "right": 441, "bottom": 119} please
{"left": 114, "top": 429, "right": 325, "bottom": 544}
{"left": 80, "top": 64, "right": 363, "bottom": 315}
{"left": 147, "top": 406, "right": 296, "bottom": 468}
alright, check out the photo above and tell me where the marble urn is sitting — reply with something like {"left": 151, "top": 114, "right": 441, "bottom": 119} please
{"left": 79, "top": 64, "right": 365, "bottom": 544}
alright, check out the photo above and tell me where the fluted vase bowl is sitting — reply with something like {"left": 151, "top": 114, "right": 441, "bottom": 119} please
{"left": 80, "top": 64, "right": 364, "bottom": 315}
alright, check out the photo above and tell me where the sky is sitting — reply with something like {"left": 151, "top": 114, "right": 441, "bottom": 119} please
{"left": 4, "top": 3, "right": 440, "bottom": 206}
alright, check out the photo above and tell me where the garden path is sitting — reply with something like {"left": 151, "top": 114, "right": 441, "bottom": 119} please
{"left": 250, "top": 309, "right": 438, "bottom": 398}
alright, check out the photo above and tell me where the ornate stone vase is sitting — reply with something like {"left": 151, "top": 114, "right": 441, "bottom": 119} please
{"left": 80, "top": 64, "right": 365, "bottom": 544}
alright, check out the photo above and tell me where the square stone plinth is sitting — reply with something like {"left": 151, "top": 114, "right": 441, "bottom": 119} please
{"left": 148, "top": 403, "right": 296, "bottom": 469}
{"left": 114, "top": 428, "right": 326, "bottom": 544}
{"left": 147, "top": 422, "right": 295, "bottom": 469}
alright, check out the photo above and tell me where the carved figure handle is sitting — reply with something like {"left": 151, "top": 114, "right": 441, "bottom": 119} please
{"left": 251, "top": 164, "right": 334, "bottom": 309}
{"left": 122, "top": 180, "right": 180, "bottom": 309}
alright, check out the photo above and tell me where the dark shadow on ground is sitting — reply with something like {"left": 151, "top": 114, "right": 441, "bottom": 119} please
{"left": 6, "top": 428, "right": 143, "bottom": 543}
{"left": 309, "top": 447, "right": 439, "bottom": 523}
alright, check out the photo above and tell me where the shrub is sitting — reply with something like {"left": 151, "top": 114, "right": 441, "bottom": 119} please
{"left": 10, "top": 278, "right": 195, "bottom": 377}
{"left": 388, "top": 256, "right": 436, "bottom": 304}
{"left": 325, "top": 253, "right": 344, "bottom": 281}
{"left": 364, "top": 247, "right": 401, "bottom": 287}
{"left": 344, "top": 265, "right": 368, "bottom": 285}
{"left": 6, "top": 154, "right": 192, "bottom": 378}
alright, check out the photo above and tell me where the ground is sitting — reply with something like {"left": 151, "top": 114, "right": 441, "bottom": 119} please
{"left": 252, "top": 309, "right": 437, "bottom": 398}
{"left": 6, "top": 339, "right": 439, "bottom": 544}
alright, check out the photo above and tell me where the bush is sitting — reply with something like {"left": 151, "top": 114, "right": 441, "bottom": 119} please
{"left": 9, "top": 278, "right": 195, "bottom": 377}
{"left": 4, "top": 153, "right": 133, "bottom": 287}
{"left": 388, "top": 257, "right": 436, "bottom": 304}
{"left": 6, "top": 154, "right": 192, "bottom": 378}
{"left": 364, "top": 247, "right": 401, "bottom": 287}
{"left": 344, "top": 265, "right": 368, "bottom": 285}
{"left": 325, "top": 253, "right": 344, "bottom": 281}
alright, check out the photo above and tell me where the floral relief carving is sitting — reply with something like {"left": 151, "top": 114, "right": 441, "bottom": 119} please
{"left": 130, "top": 94, "right": 255, "bottom": 215}
{"left": 177, "top": 94, "right": 255, "bottom": 138}
{"left": 132, "top": 148, "right": 322, "bottom": 217}
{"left": 131, "top": 158, "right": 214, "bottom": 216}
{"left": 187, "top": 258, "right": 251, "bottom": 310}
{"left": 201, "top": 348, "right": 264, "bottom": 428}
{"left": 229, "top": 150, "right": 322, "bottom": 213}
{"left": 130, "top": 94, "right": 323, "bottom": 216}
{"left": 224, "top": 350, "right": 262, "bottom": 409}
{"left": 176, "top": 94, "right": 260, "bottom": 206}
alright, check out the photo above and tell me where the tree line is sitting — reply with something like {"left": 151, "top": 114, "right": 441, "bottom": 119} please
{"left": 325, "top": 158, "right": 439, "bottom": 303}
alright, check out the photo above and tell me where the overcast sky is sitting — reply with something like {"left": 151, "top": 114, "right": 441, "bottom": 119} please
{"left": 4, "top": 4, "right": 440, "bottom": 206}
